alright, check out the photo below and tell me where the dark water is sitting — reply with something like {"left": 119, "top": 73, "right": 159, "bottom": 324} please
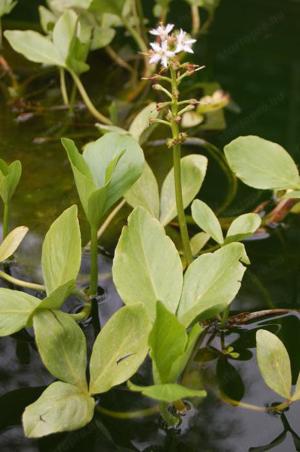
{"left": 1, "top": 0, "right": 300, "bottom": 450}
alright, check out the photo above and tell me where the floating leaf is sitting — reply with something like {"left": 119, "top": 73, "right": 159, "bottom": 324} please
{"left": 256, "top": 329, "right": 292, "bottom": 399}
{"left": 0, "top": 289, "right": 39, "bottom": 336}
{"left": 41, "top": 205, "right": 81, "bottom": 295}
{"left": 89, "top": 304, "right": 151, "bottom": 395}
{"left": 0, "top": 226, "right": 28, "bottom": 262}
{"left": 23, "top": 382, "right": 95, "bottom": 438}
{"left": 112, "top": 207, "right": 183, "bottom": 319}
{"left": 226, "top": 213, "right": 262, "bottom": 242}
{"left": 224, "top": 136, "right": 300, "bottom": 190}
{"left": 33, "top": 310, "right": 87, "bottom": 390}
{"left": 4, "top": 30, "right": 64, "bottom": 67}
{"left": 128, "top": 381, "right": 206, "bottom": 403}
{"left": 191, "top": 199, "right": 223, "bottom": 244}
{"left": 160, "top": 155, "right": 208, "bottom": 226}
{"left": 125, "top": 163, "right": 160, "bottom": 219}
{"left": 177, "top": 243, "right": 247, "bottom": 327}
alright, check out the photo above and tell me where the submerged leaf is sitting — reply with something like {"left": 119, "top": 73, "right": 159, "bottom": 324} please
{"left": 112, "top": 207, "right": 183, "bottom": 319}
{"left": 0, "top": 289, "right": 39, "bottom": 336}
{"left": 89, "top": 304, "right": 151, "bottom": 395}
{"left": 23, "top": 382, "right": 95, "bottom": 438}
{"left": 34, "top": 310, "right": 87, "bottom": 390}
{"left": 0, "top": 226, "right": 28, "bottom": 262}
{"left": 177, "top": 243, "right": 247, "bottom": 327}
{"left": 256, "top": 329, "right": 292, "bottom": 400}
{"left": 224, "top": 136, "right": 300, "bottom": 190}
{"left": 160, "top": 155, "right": 208, "bottom": 226}
{"left": 41, "top": 205, "right": 81, "bottom": 295}
{"left": 128, "top": 381, "right": 206, "bottom": 403}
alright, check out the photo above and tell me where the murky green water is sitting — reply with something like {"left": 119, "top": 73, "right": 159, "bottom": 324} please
{"left": 1, "top": 0, "right": 300, "bottom": 450}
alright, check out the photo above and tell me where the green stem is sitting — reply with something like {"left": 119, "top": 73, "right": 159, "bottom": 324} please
{"left": 0, "top": 270, "right": 45, "bottom": 291}
{"left": 123, "top": 17, "right": 147, "bottom": 53}
{"left": 191, "top": 5, "right": 201, "bottom": 35}
{"left": 0, "top": 19, "right": 2, "bottom": 50}
{"left": 59, "top": 68, "right": 69, "bottom": 106}
{"left": 89, "top": 225, "right": 99, "bottom": 297}
{"left": 159, "top": 402, "right": 179, "bottom": 426}
{"left": 69, "top": 71, "right": 112, "bottom": 125}
{"left": 2, "top": 202, "right": 9, "bottom": 240}
{"left": 135, "top": 0, "right": 147, "bottom": 44}
{"left": 170, "top": 67, "right": 193, "bottom": 265}
{"left": 96, "top": 404, "right": 159, "bottom": 420}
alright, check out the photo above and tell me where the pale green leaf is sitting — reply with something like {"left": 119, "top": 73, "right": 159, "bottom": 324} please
{"left": 224, "top": 136, "right": 300, "bottom": 190}
{"left": 128, "top": 103, "right": 158, "bottom": 143}
{"left": 89, "top": 0, "right": 127, "bottom": 16}
{"left": 89, "top": 304, "right": 151, "bottom": 395}
{"left": 23, "top": 382, "right": 95, "bottom": 438}
{"left": 39, "top": 6, "right": 57, "bottom": 34}
{"left": 42, "top": 205, "right": 81, "bottom": 295}
{"left": 149, "top": 302, "right": 187, "bottom": 384}
{"left": 191, "top": 199, "right": 223, "bottom": 244}
{"left": 33, "top": 309, "right": 87, "bottom": 390}
{"left": 125, "top": 162, "right": 160, "bottom": 219}
{"left": 0, "top": 226, "right": 28, "bottom": 262}
{"left": 283, "top": 190, "right": 300, "bottom": 199}
{"left": 0, "top": 0, "right": 17, "bottom": 17}
{"left": 4, "top": 30, "right": 64, "bottom": 67}
{"left": 128, "top": 381, "right": 206, "bottom": 403}
{"left": 226, "top": 213, "right": 262, "bottom": 240}
{"left": 112, "top": 207, "right": 183, "bottom": 319}
{"left": 160, "top": 155, "right": 208, "bottom": 226}
{"left": 53, "top": 9, "right": 78, "bottom": 63}
{"left": 0, "top": 159, "right": 22, "bottom": 204}
{"left": 177, "top": 243, "right": 247, "bottom": 327}
{"left": 0, "top": 289, "right": 39, "bottom": 336}
{"left": 256, "top": 329, "right": 292, "bottom": 399}
{"left": 190, "top": 232, "right": 210, "bottom": 257}
{"left": 35, "top": 280, "right": 75, "bottom": 311}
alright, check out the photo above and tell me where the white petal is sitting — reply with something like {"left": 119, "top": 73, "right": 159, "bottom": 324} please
{"left": 149, "top": 54, "right": 161, "bottom": 65}
{"left": 166, "top": 24, "right": 175, "bottom": 34}
{"left": 150, "top": 42, "right": 161, "bottom": 52}
{"left": 150, "top": 28, "right": 159, "bottom": 36}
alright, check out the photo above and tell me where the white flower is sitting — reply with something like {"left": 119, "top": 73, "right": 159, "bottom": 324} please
{"left": 149, "top": 41, "right": 175, "bottom": 68}
{"left": 150, "top": 23, "right": 175, "bottom": 41}
{"left": 175, "top": 29, "right": 196, "bottom": 54}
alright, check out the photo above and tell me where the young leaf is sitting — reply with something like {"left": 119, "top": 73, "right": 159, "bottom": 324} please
{"left": 0, "top": 226, "right": 28, "bottom": 262}
{"left": 256, "top": 329, "right": 292, "bottom": 400}
{"left": 125, "top": 162, "right": 160, "bottom": 219}
{"left": 160, "top": 155, "right": 208, "bottom": 226}
{"left": 33, "top": 310, "right": 87, "bottom": 390}
{"left": 190, "top": 232, "right": 210, "bottom": 257}
{"left": 4, "top": 30, "right": 64, "bottom": 67}
{"left": 23, "top": 382, "right": 95, "bottom": 438}
{"left": 128, "top": 381, "right": 206, "bottom": 403}
{"left": 128, "top": 103, "right": 159, "bottom": 144}
{"left": 177, "top": 243, "right": 247, "bottom": 327}
{"left": 0, "top": 159, "right": 22, "bottom": 204}
{"left": 42, "top": 205, "right": 81, "bottom": 295}
{"left": 35, "top": 280, "right": 75, "bottom": 311}
{"left": 89, "top": 304, "right": 151, "bottom": 395}
{"left": 226, "top": 213, "right": 262, "bottom": 241}
{"left": 149, "top": 302, "right": 188, "bottom": 384}
{"left": 112, "top": 207, "right": 183, "bottom": 319}
{"left": 0, "top": 289, "right": 39, "bottom": 336}
{"left": 224, "top": 136, "right": 300, "bottom": 190}
{"left": 53, "top": 10, "right": 78, "bottom": 63}
{"left": 191, "top": 199, "right": 224, "bottom": 244}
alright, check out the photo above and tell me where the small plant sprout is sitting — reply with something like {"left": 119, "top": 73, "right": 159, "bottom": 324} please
{"left": 145, "top": 24, "right": 204, "bottom": 265}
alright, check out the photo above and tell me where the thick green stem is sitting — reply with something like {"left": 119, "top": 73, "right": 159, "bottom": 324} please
{"left": 2, "top": 202, "right": 9, "bottom": 240}
{"left": 69, "top": 71, "right": 112, "bottom": 125}
{"left": 0, "top": 270, "right": 45, "bottom": 291}
{"left": 89, "top": 225, "right": 99, "bottom": 297}
{"left": 170, "top": 67, "right": 193, "bottom": 265}
{"left": 59, "top": 68, "right": 69, "bottom": 106}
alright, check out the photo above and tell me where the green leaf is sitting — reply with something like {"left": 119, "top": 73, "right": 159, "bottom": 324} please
{"left": 35, "top": 280, "right": 75, "bottom": 311}
{"left": 160, "top": 155, "right": 208, "bottom": 226}
{"left": 224, "top": 136, "right": 300, "bottom": 190}
{"left": 39, "top": 6, "right": 57, "bottom": 34}
{"left": 0, "top": 289, "right": 39, "bottom": 336}
{"left": 0, "top": 159, "right": 22, "bottom": 204}
{"left": 149, "top": 302, "right": 187, "bottom": 384}
{"left": 190, "top": 232, "right": 210, "bottom": 257}
{"left": 153, "top": 0, "right": 173, "bottom": 18}
{"left": 177, "top": 243, "right": 247, "bottom": 327}
{"left": 42, "top": 205, "right": 81, "bottom": 295}
{"left": 53, "top": 10, "right": 78, "bottom": 63}
{"left": 256, "top": 329, "right": 292, "bottom": 400}
{"left": 0, "top": 0, "right": 17, "bottom": 18}
{"left": 128, "top": 381, "right": 206, "bottom": 403}
{"left": 23, "top": 382, "right": 95, "bottom": 438}
{"left": 0, "top": 226, "right": 28, "bottom": 262}
{"left": 33, "top": 309, "right": 87, "bottom": 390}
{"left": 4, "top": 30, "right": 64, "bottom": 67}
{"left": 112, "top": 207, "right": 183, "bottom": 319}
{"left": 125, "top": 162, "right": 160, "bottom": 219}
{"left": 89, "top": 0, "right": 127, "bottom": 16}
{"left": 91, "top": 25, "right": 115, "bottom": 49}
{"left": 89, "top": 304, "right": 151, "bottom": 395}
{"left": 283, "top": 190, "right": 300, "bottom": 199}
{"left": 191, "top": 199, "right": 223, "bottom": 244}
{"left": 226, "top": 213, "right": 262, "bottom": 241}
{"left": 128, "top": 103, "right": 159, "bottom": 144}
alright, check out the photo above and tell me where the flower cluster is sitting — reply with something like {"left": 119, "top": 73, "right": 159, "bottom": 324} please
{"left": 149, "top": 23, "right": 196, "bottom": 68}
